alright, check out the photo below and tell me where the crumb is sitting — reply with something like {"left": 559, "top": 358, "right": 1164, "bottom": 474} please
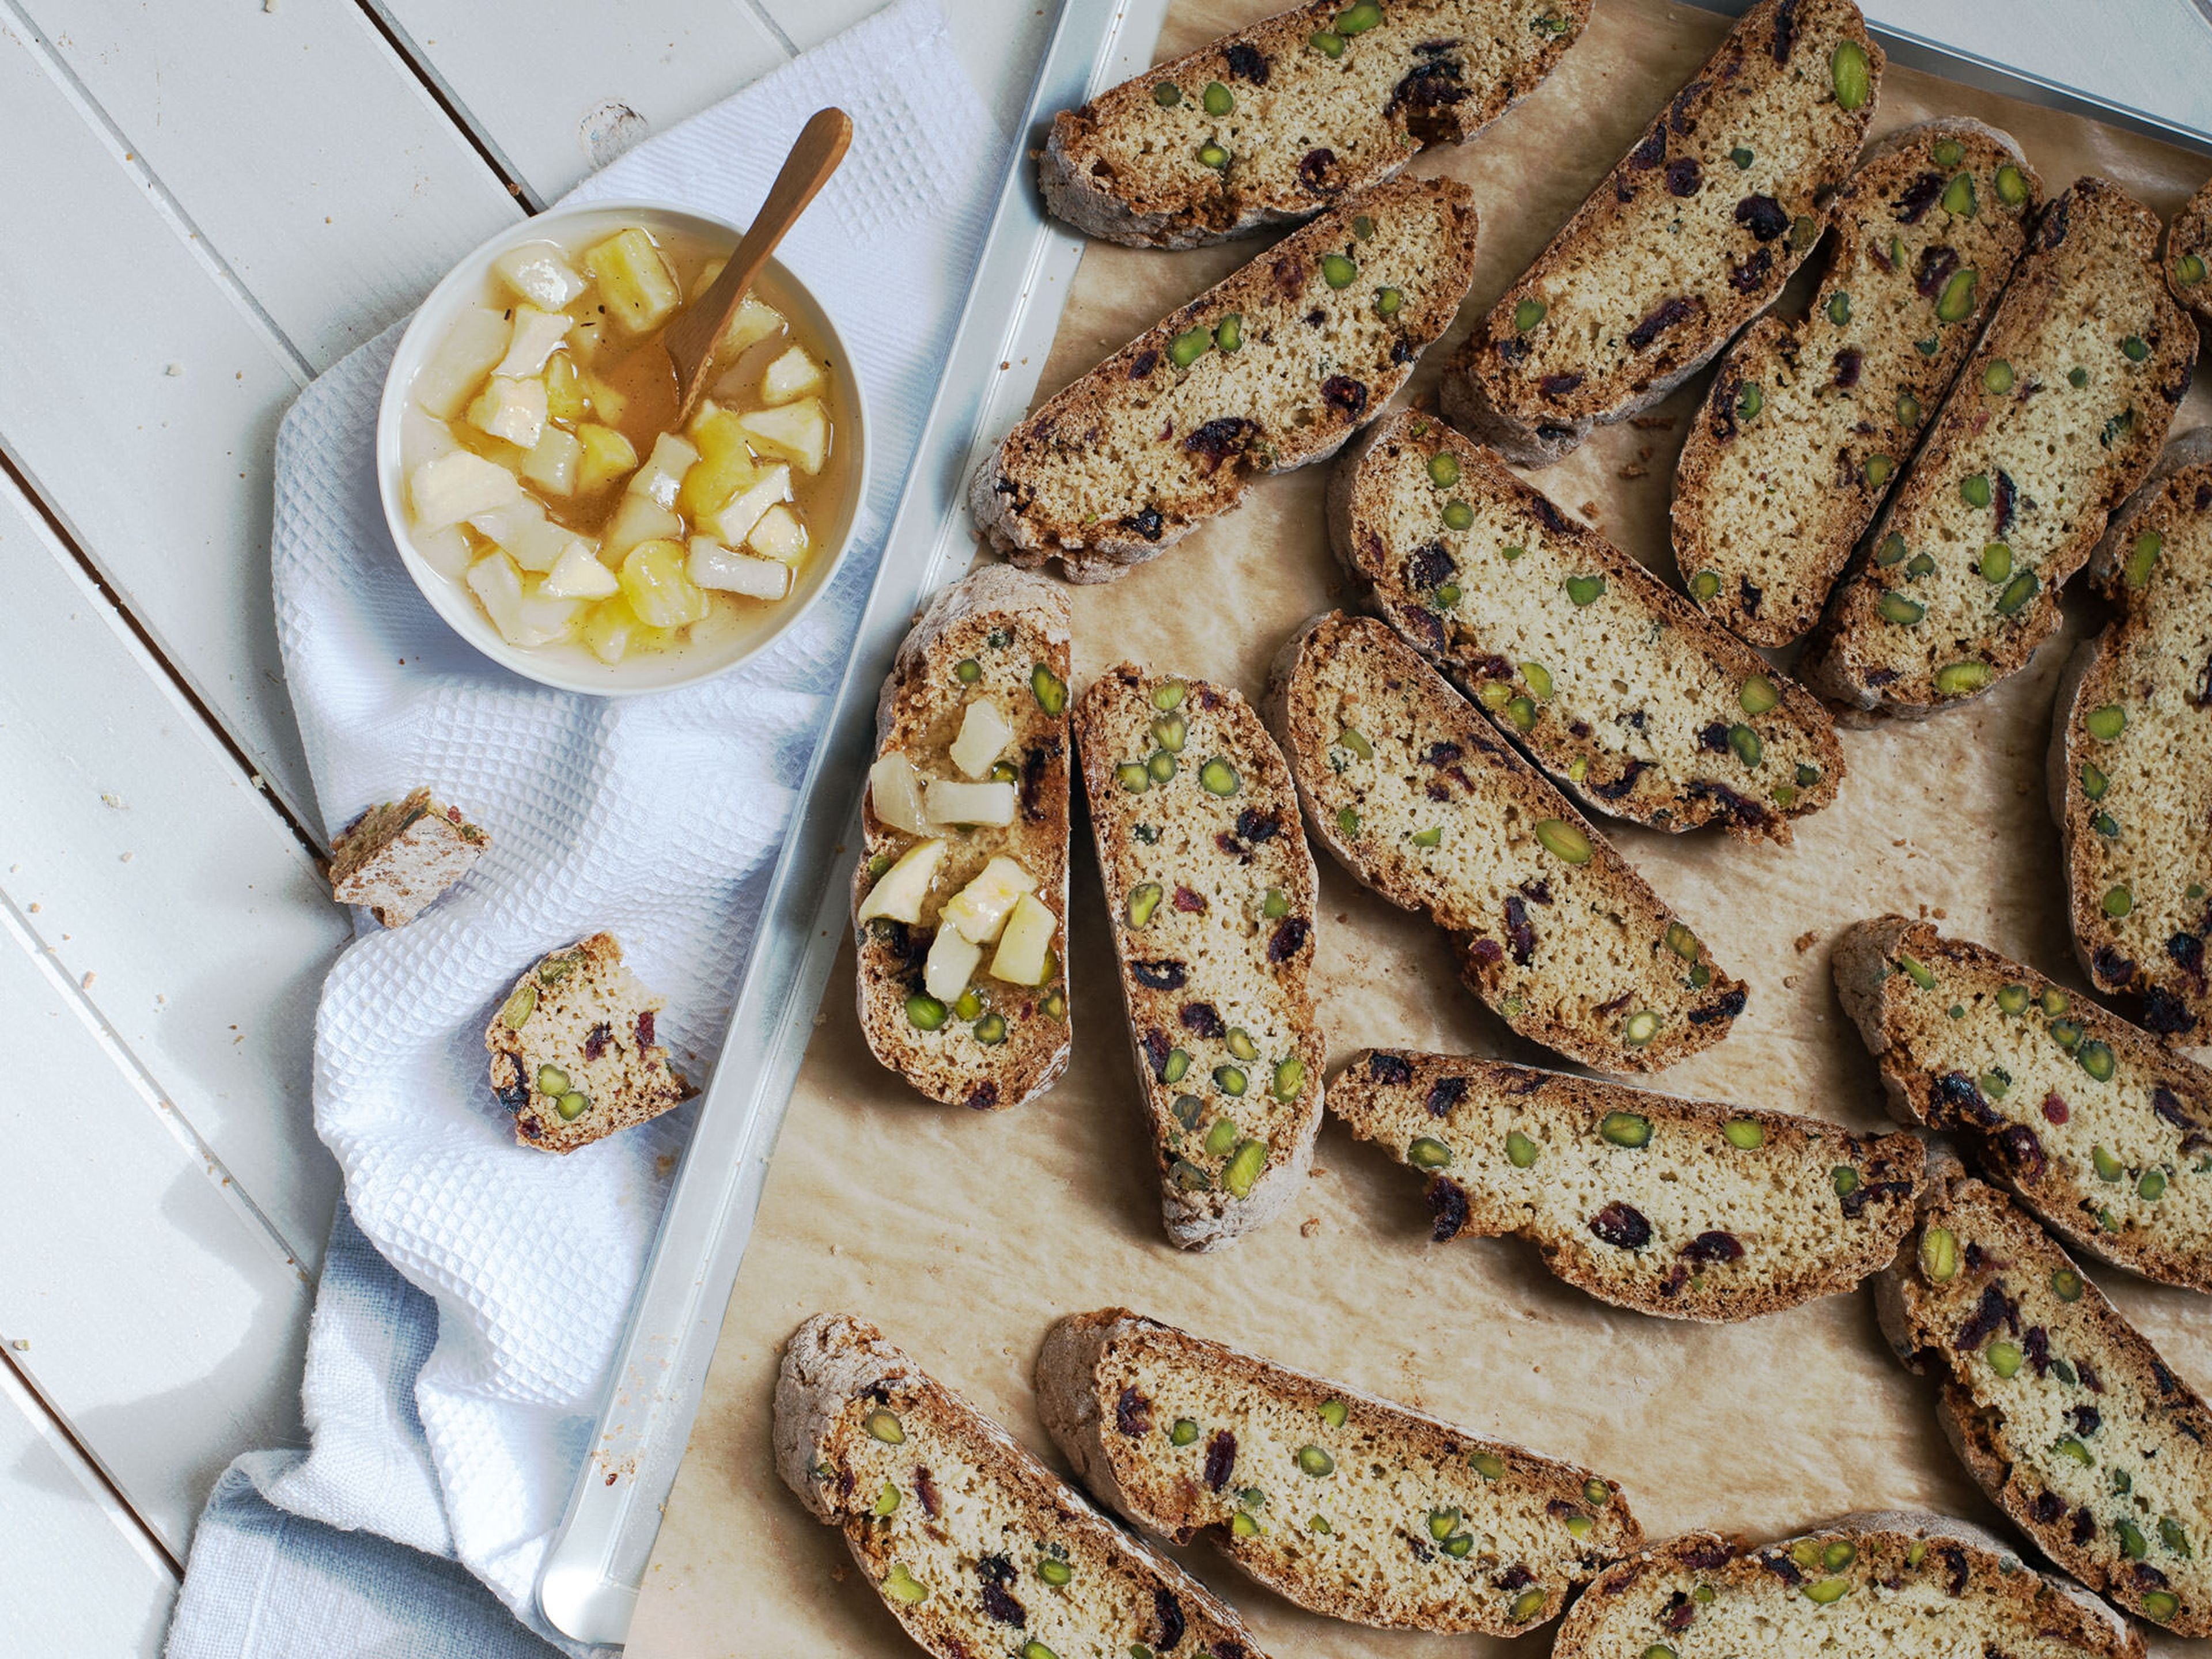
{"left": 1638, "top": 445, "right": 1654, "bottom": 461}
{"left": 1783, "top": 974, "right": 1798, "bottom": 989}
{"left": 1309, "top": 1166, "right": 1328, "bottom": 1177}
{"left": 1793, "top": 929, "right": 1817, "bottom": 953}
{"left": 1893, "top": 838, "right": 1908, "bottom": 848}
{"left": 1630, "top": 415, "right": 1677, "bottom": 430}
{"left": 830, "top": 1562, "right": 848, "bottom": 1583}
{"left": 1919, "top": 902, "right": 1930, "bottom": 917}
{"left": 25, "top": 902, "right": 37, "bottom": 914}
{"left": 164, "top": 362, "right": 184, "bottom": 377}
{"left": 1301, "top": 1218, "right": 1320, "bottom": 1237}
{"left": 1616, "top": 464, "right": 1650, "bottom": 480}
{"left": 81, "top": 971, "right": 96, "bottom": 990}
{"left": 1578, "top": 499, "right": 1600, "bottom": 518}
{"left": 1931, "top": 906, "right": 1947, "bottom": 920}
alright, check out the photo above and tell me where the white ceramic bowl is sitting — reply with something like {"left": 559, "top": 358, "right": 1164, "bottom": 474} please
{"left": 376, "top": 200, "right": 869, "bottom": 695}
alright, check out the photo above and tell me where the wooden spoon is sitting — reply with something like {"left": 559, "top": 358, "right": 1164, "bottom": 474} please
{"left": 665, "top": 106, "right": 853, "bottom": 427}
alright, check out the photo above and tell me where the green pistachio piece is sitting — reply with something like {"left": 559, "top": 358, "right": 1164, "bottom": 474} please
{"left": 1942, "top": 173, "right": 1977, "bottom": 217}
{"left": 1127, "top": 882, "right": 1163, "bottom": 928}
{"left": 1153, "top": 679, "right": 1187, "bottom": 711}
{"left": 883, "top": 1563, "right": 929, "bottom": 1604}
{"left": 1171, "top": 1418, "right": 1201, "bottom": 1446}
{"left": 2101, "top": 885, "right": 2133, "bottom": 919}
{"left": 1198, "top": 141, "right": 1231, "bottom": 169}
{"left": 1997, "top": 164, "right": 2031, "bottom": 206}
{"left": 1690, "top": 569, "right": 1722, "bottom": 603}
{"left": 1201, "top": 80, "right": 1233, "bottom": 116}
{"left": 974, "top": 1013, "right": 1007, "bottom": 1045}
{"left": 1827, "top": 291, "right": 1851, "bottom": 326}
{"left": 1864, "top": 452, "right": 1895, "bottom": 487}
{"left": 1164, "top": 1048, "right": 1192, "bottom": 1085}
{"left": 906, "top": 993, "right": 948, "bottom": 1031}
{"left": 2093, "top": 1143, "right": 2124, "bottom": 1182}
{"left": 1934, "top": 661, "right": 1994, "bottom": 697}
{"left": 1200, "top": 757, "right": 1240, "bottom": 796}
{"left": 1937, "top": 268, "right": 1978, "bottom": 323}
{"left": 1297, "top": 1445, "right": 1335, "bottom": 1476}
{"left": 1213, "top": 1063, "right": 1245, "bottom": 1097}
{"left": 1522, "top": 662, "right": 1555, "bottom": 699}
{"left": 1271, "top": 1056, "right": 1305, "bottom": 1101}
{"left": 1739, "top": 675, "right": 1779, "bottom": 715}
{"left": 556, "top": 1091, "right": 589, "bottom": 1121}
{"left": 1921, "top": 1225, "right": 1959, "bottom": 1281}
{"left": 1336, "top": 1, "right": 1383, "bottom": 32}
{"left": 1309, "top": 28, "right": 1346, "bottom": 56}
{"left": 1471, "top": 1450, "right": 1508, "bottom": 1479}
{"left": 2143, "top": 1590, "right": 2182, "bottom": 1623}
{"left": 1804, "top": 1577, "right": 1850, "bottom": 1605}
{"left": 2123, "top": 335, "right": 2150, "bottom": 362}
{"left": 1318, "top": 1398, "right": 1348, "bottom": 1428}
{"left": 1830, "top": 40, "right": 1872, "bottom": 110}
{"left": 1666, "top": 921, "right": 1701, "bottom": 960}
{"left": 1984, "top": 359, "right": 2014, "bottom": 395}
{"left": 1512, "top": 299, "right": 1546, "bottom": 334}
{"left": 1505, "top": 1129, "right": 1539, "bottom": 1168}
{"left": 1566, "top": 574, "right": 1605, "bottom": 605}
{"left": 1724, "top": 1118, "right": 1765, "bottom": 1150}
{"left": 866, "top": 1408, "right": 906, "bottom": 1444}
{"left": 535, "top": 1063, "right": 571, "bottom": 1096}
{"left": 1876, "top": 533, "right": 1908, "bottom": 566}
{"left": 1979, "top": 542, "right": 2013, "bottom": 584}
{"left": 1408, "top": 1135, "right": 1453, "bottom": 1171}
{"left": 1728, "top": 723, "right": 1763, "bottom": 767}
{"left": 1877, "top": 591, "right": 1926, "bottom": 626}
{"left": 1169, "top": 326, "right": 1211, "bottom": 370}
{"left": 1321, "top": 253, "right": 1358, "bottom": 291}
{"left": 1262, "top": 887, "right": 1288, "bottom": 919}
{"left": 872, "top": 1480, "right": 902, "bottom": 1517}
{"left": 1600, "top": 1111, "right": 1652, "bottom": 1148}
{"left": 2141, "top": 1168, "right": 2169, "bottom": 1200}
{"left": 1509, "top": 1588, "right": 1549, "bottom": 1623}
{"left": 2085, "top": 704, "right": 2127, "bottom": 740}
{"left": 1534, "top": 817, "right": 1592, "bottom": 863}
{"left": 1374, "top": 286, "right": 1403, "bottom": 319}
{"left": 2125, "top": 531, "right": 2163, "bottom": 588}
{"left": 1730, "top": 146, "right": 1753, "bottom": 168}
{"left": 1212, "top": 314, "right": 1243, "bottom": 353}
{"left": 1997, "top": 983, "right": 2030, "bottom": 1014}
{"left": 499, "top": 983, "right": 538, "bottom": 1029}
{"left": 1441, "top": 498, "right": 1474, "bottom": 531}
{"left": 1222, "top": 1138, "right": 1267, "bottom": 1198}
{"left": 1152, "top": 81, "right": 1181, "bottom": 105}
{"left": 2119, "top": 1520, "right": 2148, "bottom": 1561}
{"left": 2051, "top": 1267, "right": 2084, "bottom": 1301}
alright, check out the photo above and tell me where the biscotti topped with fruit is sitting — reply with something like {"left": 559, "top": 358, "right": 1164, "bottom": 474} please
{"left": 1034, "top": 1308, "right": 1640, "bottom": 1635}
{"left": 1269, "top": 613, "right": 1745, "bottom": 1071}
{"left": 1557, "top": 1512, "right": 2142, "bottom": 1659}
{"left": 972, "top": 176, "right": 1479, "bottom": 582}
{"left": 1333, "top": 412, "right": 1843, "bottom": 843}
{"left": 1675, "top": 122, "right": 2042, "bottom": 646}
{"left": 774, "top": 1313, "right": 1271, "bottom": 1659}
{"left": 1440, "top": 0, "right": 1881, "bottom": 467}
{"left": 1833, "top": 915, "right": 2212, "bottom": 1293}
{"left": 1876, "top": 1163, "right": 2212, "bottom": 1636}
{"left": 1040, "top": 0, "right": 1585, "bottom": 248}
{"left": 852, "top": 566, "right": 1073, "bottom": 1112}
{"left": 1330, "top": 1050, "right": 1924, "bottom": 1320}
{"left": 484, "top": 933, "right": 692, "bottom": 1152}
{"left": 2048, "top": 427, "right": 2212, "bottom": 1046}
{"left": 2165, "top": 175, "right": 2212, "bottom": 327}
{"left": 1799, "top": 177, "right": 2196, "bottom": 718}
{"left": 1074, "top": 666, "right": 1325, "bottom": 1249}
{"left": 329, "top": 786, "right": 487, "bottom": 927}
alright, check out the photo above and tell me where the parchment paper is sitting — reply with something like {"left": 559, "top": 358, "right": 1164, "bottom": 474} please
{"left": 627, "top": 5, "right": 2212, "bottom": 1654}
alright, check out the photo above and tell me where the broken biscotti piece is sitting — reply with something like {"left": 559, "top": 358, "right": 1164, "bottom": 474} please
{"left": 1440, "top": 0, "right": 1881, "bottom": 467}
{"left": 1876, "top": 1160, "right": 2212, "bottom": 1636}
{"left": 1040, "top": 0, "right": 1586, "bottom": 249}
{"left": 1332, "top": 411, "right": 1843, "bottom": 843}
{"left": 971, "top": 176, "right": 1479, "bottom": 582}
{"left": 852, "top": 565, "right": 1073, "bottom": 1112}
{"left": 1035, "top": 1307, "right": 1639, "bottom": 1635}
{"left": 1329, "top": 1049, "right": 1923, "bottom": 1320}
{"left": 484, "top": 933, "right": 693, "bottom": 1152}
{"left": 774, "top": 1312, "right": 1274, "bottom": 1659}
{"left": 1832, "top": 915, "right": 2212, "bottom": 1293}
{"left": 1798, "top": 176, "right": 2196, "bottom": 719}
{"left": 2047, "top": 426, "right": 2212, "bottom": 1046}
{"left": 1267, "top": 612, "right": 1745, "bottom": 1072}
{"left": 2165, "top": 173, "right": 2212, "bottom": 329}
{"left": 1073, "top": 666, "right": 1326, "bottom": 1251}
{"left": 1674, "top": 120, "right": 2042, "bottom": 646}
{"left": 1557, "top": 1512, "right": 2142, "bottom": 1659}
{"left": 328, "top": 786, "right": 487, "bottom": 926}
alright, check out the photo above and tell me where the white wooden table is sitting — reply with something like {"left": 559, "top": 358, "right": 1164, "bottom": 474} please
{"left": 2, "top": 2, "right": 2207, "bottom": 1654}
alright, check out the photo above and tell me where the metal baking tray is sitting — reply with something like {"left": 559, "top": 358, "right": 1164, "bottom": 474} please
{"left": 536, "top": 3, "right": 2212, "bottom": 1643}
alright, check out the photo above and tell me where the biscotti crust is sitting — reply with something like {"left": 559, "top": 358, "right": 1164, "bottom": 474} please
{"left": 1441, "top": 0, "right": 1881, "bottom": 466}
{"left": 1798, "top": 176, "right": 2197, "bottom": 719}
{"left": 1331, "top": 411, "right": 1843, "bottom": 843}
{"left": 2164, "top": 174, "right": 2212, "bottom": 328}
{"left": 971, "top": 176, "right": 1479, "bottom": 581}
{"left": 1673, "top": 120, "right": 2041, "bottom": 646}
{"left": 851, "top": 565, "right": 1073, "bottom": 1112}
{"left": 1040, "top": 0, "right": 1586, "bottom": 249}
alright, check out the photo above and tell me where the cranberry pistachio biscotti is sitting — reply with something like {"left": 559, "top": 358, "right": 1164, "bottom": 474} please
{"left": 1834, "top": 915, "right": 2212, "bottom": 1293}
{"left": 774, "top": 1313, "right": 1274, "bottom": 1659}
{"left": 1034, "top": 1308, "right": 1641, "bottom": 1635}
{"left": 1330, "top": 1049, "right": 1923, "bottom": 1319}
{"left": 2047, "top": 426, "right": 2212, "bottom": 1046}
{"left": 1074, "top": 666, "right": 1326, "bottom": 1250}
{"left": 1441, "top": 0, "right": 1881, "bottom": 466}
{"left": 1799, "top": 177, "right": 2196, "bottom": 718}
{"left": 1041, "top": 0, "right": 1586, "bottom": 248}
{"left": 852, "top": 566, "right": 1073, "bottom": 1111}
{"left": 2165, "top": 173, "right": 2212, "bottom": 329}
{"left": 1332, "top": 411, "right": 1843, "bottom": 843}
{"left": 1674, "top": 120, "right": 2042, "bottom": 646}
{"left": 1268, "top": 613, "right": 1745, "bottom": 1071}
{"left": 1877, "top": 1162, "right": 2212, "bottom": 1635}
{"left": 972, "top": 176, "right": 1478, "bottom": 581}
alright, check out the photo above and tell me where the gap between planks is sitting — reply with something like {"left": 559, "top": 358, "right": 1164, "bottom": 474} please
{"left": 0, "top": 1340, "right": 184, "bottom": 1581}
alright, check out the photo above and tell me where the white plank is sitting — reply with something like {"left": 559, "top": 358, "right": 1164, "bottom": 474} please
{"left": 0, "top": 481, "right": 347, "bottom": 1271}
{"left": 0, "top": 1361, "right": 176, "bottom": 1659}
{"left": 0, "top": 923, "right": 315, "bottom": 1556}
{"left": 759, "top": 0, "right": 1058, "bottom": 139}
{"left": 367, "top": 0, "right": 790, "bottom": 204}
{"left": 20, "top": 0, "right": 519, "bottom": 372}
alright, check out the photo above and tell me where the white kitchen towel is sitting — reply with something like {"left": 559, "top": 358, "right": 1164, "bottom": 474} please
{"left": 168, "top": 2, "right": 1004, "bottom": 1652}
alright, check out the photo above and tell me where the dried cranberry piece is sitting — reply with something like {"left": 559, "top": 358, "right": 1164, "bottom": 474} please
{"left": 1995, "top": 1123, "right": 2047, "bottom": 1181}
{"left": 1116, "top": 1385, "right": 1152, "bottom": 1437}
{"left": 2073, "top": 1405, "right": 2101, "bottom": 1435}
{"left": 1499, "top": 1563, "right": 1536, "bottom": 1592}
{"left": 1225, "top": 41, "right": 1268, "bottom": 82}
{"left": 1770, "top": 0, "right": 1799, "bottom": 61}
{"left": 1726, "top": 247, "right": 1774, "bottom": 295}
{"left": 1321, "top": 376, "right": 1369, "bottom": 419}
{"left": 1184, "top": 418, "right": 1254, "bottom": 475}
{"left": 1734, "top": 194, "right": 1790, "bottom": 241}
{"left": 495, "top": 1078, "right": 530, "bottom": 1115}
{"left": 1589, "top": 1202, "right": 1653, "bottom": 1250}
{"left": 1129, "top": 349, "right": 1159, "bottom": 379}
{"left": 1539, "top": 372, "right": 1585, "bottom": 398}
{"left": 1842, "top": 1179, "right": 1912, "bottom": 1219}
{"left": 1688, "top": 986, "right": 1748, "bottom": 1025}
{"left": 1154, "top": 1589, "right": 1186, "bottom": 1652}
{"left": 1834, "top": 347, "right": 1862, "bottom": 389}
{"left": 964, "top": 1081, "right": 999, "bottom": 1112}
{"left": 1896, "top": 172, "right": 1945, "bottom": 224}
{"left": 1930, "top": 1070, "right": 1997, "bottom": 1127}
{"left": 1629, "top": 125, "right": 1668, "bottom": 170}
{"left": 1426, "top": 1076, "right": 1469, "bottom": 1118}
{"left": 1141, "top": 1029, "right": 1172, "bottom": 1077}
{"left": 2043, "top": 1093, "right": 2070, "bottom": 1125}
{"left": 1914, "top": 244, "right": 1959, "bottom": 298}
{"left": 1368, "top": 1052, "right": 1414, "bottom": 1086}
{"left": 1627, "top": 297, "right": 1696, "bottom": 352}
{"left": 1683, "top": 1230, "right": 1745, "bottom": 1264}
{"left": 1429, "top": 1176, "right": 1470, "bottom": 1241}
{"left": 2171, "top": 931, "right": 2209, "bottom": 979}
{"left": 1132, "top": 960, "right": 1188, "bottom": 990}
{"left": 1172, "top": 885, "right": 1207, "bottom": 914}
{"left": 1179, "top": 1002, "right": 1225, "bottom": 1039}
{"left": 1953, "top": 1283, "right": 2019, "bottom": 1351}
{"left": 1503, "top": 896, "right": 1537, "bottom": 965}
{"left": 1407, "top": 540, "right": 1458, "bottom": 591}
{"left": 2032, "top": 1490, "right": 2065, "bottom": 1524}
{"left": 1203, "top": 1429, "right": 1237, "bottom": 1490}
{"left": 1268, "top": 917, "right": 1310, "bottom": 963}
{"left": 1587, "top": 759, "right": 1647, "bottom": 802}
{"left": 634, "top": 1009, "right": 656, "bottom": 1048}
{"left": 1993, "top": 468, "right": 2017, "bottom": 536}
{"left": 1297, "top": 147, "right": 1336, "bottom": 192}
{"left": 1127, "top": 507, "right": 1165, "bottom": 541}
{"left": 2143, "top": 988, "right": 2199, "bottom": 1037}
{"left": 1468, "top": 937, "right": 1505, "bottom": 968}
{"left": 2072, "top": 1507, "right": 2097, "bottom": 1546}
{"left": 1666, "top": 157, "right": 1703, "bottom": 197}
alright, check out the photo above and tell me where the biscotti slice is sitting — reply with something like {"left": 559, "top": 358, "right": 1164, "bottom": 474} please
{"left": 484, "top": 933, "right": 692, "bottom": 1152}
{"left": 852, "top": 566, "right": 1073, "bottom": 1112}
{"left": 774, "top": 1313, "right": 1272, "bottom": 1659}
{"left": 1556, "top": 1513, "right": 2141, "bottom": 1659}
{"left": 1439, "top": 0, "right": 1881, "bottom": 467}
{"left": 1073, "top": 666, "right": 1325, "bottom": 1249}
{"left": 1833, "top": 915, "right": 2212, "bottom": 1293}
{"left": 2047, "top": 426, "right": 2212, "bottom": 1044}
{"left": 1269, "top": 612, "right": 1745, "bottom": 1071}
{"left": 328, "top": 786, "right": 487, "bottom": 926}
{"left": 1330, "top": 1048, "right": 1924, "bottom": 1319}
{"left": 1675, "top": 122, "right": 2043, "bottom": 645}
{"left": 1035, "top": 1308, "right": 1640, "bottom": 1635}
{"left": 1798, "top": 177, "right": 2197, "bottom": 718}
{"left": 1334, "top": 412, "right": 1843, "bottom": 843}
{"left": 972, "top": 177, "right": 1478, "bottom": 582}
{"left": 2165, "top": 175, "right": 2212, "bottom": 328}
{"left": 1040, "top": 0, "right": 1585, "bottom": 249}
{"left": 1876, "top": 1162, "right": 2212, "bottom": 1635}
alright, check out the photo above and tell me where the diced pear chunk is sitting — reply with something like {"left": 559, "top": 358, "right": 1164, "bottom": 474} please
{"left": 582, "top": 227, "right": 683, "bottom": 335}
{"left": 493, "top": 241, "right": 589, "bottom": 309}
{"left": 990, "top": 893, "right": 1057, "bottom": 986}
{"left": 469, "top": 500, "right": 584, "bottom": 573}
{"left": 513, "top": 578, "right": 584, "bottom": 647}
{"left": 466, "top": 375, "right": 548, "bottom": 449}
{"left": 414, "top": 524, "right": 472, "bottom": 580}
{"left": 867, "top": 752, "right": 928, "bottom": 836}
{"left": 399, "top": 403, "right": 460, "bottom": 478}
{"left": 719, "top": 294, "right": 785, "bottom": 356}
{"left": 761, "top": 344, "right": 825, "bottom": 406}
{"left": 677, "top": 406, "right": 759, "bottom": 520}
{"left": 747, "top": 502, "right": 809, "bottom": 565}
{"left": 468, "top": 551, "right": 582, "bottom": 646}
{"left": 411, "top": 450, "right": 523, "bottom": 533}
{"left": 628, "top": 431, "right": 700, "bottom": 510}
{"left": 939, "top": 855, "right": 1037, "bottom": 945}
{"left": 948, "top": 700, "right": 1015, "bottom": 780}
{"left": 543, "top": 354, "right": 588, "bottom": 425}
{"left": 855, "top": 838, "right": 946, "bottom": 926}
{"left": 686, "top": 538, "right": 790, "bottom": 601}
{"left": 543, "top": 541, "right": 619, "bottom": 600}
{"left": 925, "top": 779, "right": 1017, "bottom": 829}
{"left": 923, "top": 926, "right": 982, "bottom": 1004}
{"left": 740, "top": 398, "right": 830, "bottom": 474}
{"left": 601, "top": 491, "right": 684, "bottom": 559}
{"left": 575, "top": 423, "right": 638, "bottom": 495}
{"left": 521, "top": 425, "right": 584, "bottom": 495}
{"left": 494, "top": 306, "right": 573, "bottom": 379}
{"left": 619, "top": 539, "right": 709, "bottom": 628}
{"left": 414, "top": 306, "right": 510, "bottom": 419}
{"left": 582, "top": 595, "right": 667, "bottom": 664}
{"left": 710, "top": 464, "right": 792, "bottom": 546}
{"left": 581, "top": 367, "right": 627, "bottom": 427}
